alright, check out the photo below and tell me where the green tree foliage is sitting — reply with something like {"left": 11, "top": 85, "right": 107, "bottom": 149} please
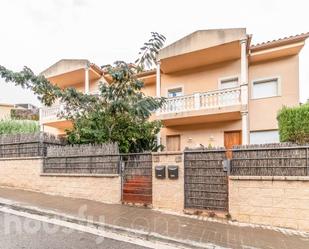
{"left": 0, "top": 32, "right": 166, "bottom": 152}
{"left": 277, "top": 104, "right": 309, "bottom": 144}
{"left": 0, "top": 119, "right": 39, "bottom": 135}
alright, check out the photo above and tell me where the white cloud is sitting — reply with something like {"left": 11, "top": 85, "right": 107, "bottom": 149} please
{"left": 0, "top": 0, "right": 308, "bottom": 105}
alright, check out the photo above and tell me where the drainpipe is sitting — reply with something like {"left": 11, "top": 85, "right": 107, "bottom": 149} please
{"left": 240, "top": 38, "right": 249, "bottom": 145}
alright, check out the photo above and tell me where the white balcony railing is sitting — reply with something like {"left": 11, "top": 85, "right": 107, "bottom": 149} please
{"left": 41, "top": 88, "right": 241, "bottom": 121}
{"left": 159, "top": 87, "right": 241, "bottom": 114}
{"left": 40, "top": 104, "right": 65, "bottom": 122}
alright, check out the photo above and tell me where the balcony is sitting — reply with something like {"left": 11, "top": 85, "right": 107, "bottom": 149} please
{"left": 157, "top": 87, "right": 242, "bottom": 126}
{"left": 40, "top": 104, "right": 65, "bottom": 123}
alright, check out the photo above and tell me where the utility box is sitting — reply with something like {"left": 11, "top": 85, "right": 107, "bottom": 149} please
{"left": 167, "top": 165, "right": 179, "bottom": 179}
{"left": 155, "top": 165, "right": 166, "bottom": 179}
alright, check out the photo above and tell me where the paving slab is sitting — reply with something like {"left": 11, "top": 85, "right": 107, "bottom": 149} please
{"left": 0, "top": 187, "right": 308, "bottom": 249}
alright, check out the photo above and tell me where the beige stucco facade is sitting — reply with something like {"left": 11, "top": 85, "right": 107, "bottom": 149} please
{"left": 0, "top": 104, "right": 14, "bottom": 120}
{"left": 40, "top": 29, "right": 308, "bottom": 150}
{"left": 248, "top": 55, "right": 299, "bottom": 131}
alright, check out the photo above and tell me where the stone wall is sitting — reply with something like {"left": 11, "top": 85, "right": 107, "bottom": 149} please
{"left": 152, "top": 152, "right": 184, "bottom": 212}
{"left": 229, "top": 176, "right": 309, "bottom": 231}
{"left": 0, "top": 158, "right": 121, "bottom": 204}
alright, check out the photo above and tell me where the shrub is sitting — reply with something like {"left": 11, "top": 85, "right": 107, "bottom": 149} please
{"left": 0, "top": 119, "right": 39, "bottom": 135}
{"left": 277, "top": 104, "right": 309, "bottom": 144}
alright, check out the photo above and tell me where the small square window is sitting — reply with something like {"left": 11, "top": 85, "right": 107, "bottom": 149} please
{"left": 220, "top": 77, "right": 239, "bottom": 89}
{"left": 252, "top": 78, "right": 279, "bottom": 99}
{"left": 168, "top": 88, "right": 183, "bottom": 98}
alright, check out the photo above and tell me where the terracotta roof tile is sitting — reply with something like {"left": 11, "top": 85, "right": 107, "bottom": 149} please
{"left": 250, "top": 32, "right": 309, "bottom": 51}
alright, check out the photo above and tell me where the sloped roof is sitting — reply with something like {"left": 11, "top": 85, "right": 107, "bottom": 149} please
{"left": 158, "top": 28, "right": 247, "bottom": 60}
{"left": 250, "top": 32, "right": 309, "bottom": 51}
{"left": 41, "top": 59, "right": 102, "bottom": 78}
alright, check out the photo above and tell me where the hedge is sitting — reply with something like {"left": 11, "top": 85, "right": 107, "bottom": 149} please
{"left": 277, "top": 104, "right": 309, "bottom": 144}
{"left": 0, "top": 119, "right": 39, "bottom": 135}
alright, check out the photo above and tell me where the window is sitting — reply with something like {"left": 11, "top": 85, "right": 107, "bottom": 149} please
{"left": 250, "top": 130, "right": 279, "bottom": 144}
{"left": 168, "top": 88, "right": 183, "bottom": 98}
{"left": 252, "top": 78, "right": 279, "bottom": 99}
{"left": 220, "top": 77, "right": 239, "bottom": 89}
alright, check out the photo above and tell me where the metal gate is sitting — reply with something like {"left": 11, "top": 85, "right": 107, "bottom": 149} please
{"left": 184, "top": 149, "right": 228, "bottom": 212}
{"left": 121, "top": 153, "right": 152, "bottom": 206}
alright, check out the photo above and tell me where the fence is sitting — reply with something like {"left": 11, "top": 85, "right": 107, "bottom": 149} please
{"left": 43, "top": 143, "right": 120, "bottom": 174}
{"left": 230, "top": 143, "right": 309, "bottom": 176}
{"left": 0, "top": 132, "right": 65, "bottom": 158}
{"left": 184, "top": 148, "right": 228, "bottom": 211}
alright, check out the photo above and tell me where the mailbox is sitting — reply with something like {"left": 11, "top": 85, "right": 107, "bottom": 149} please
{"left": 168, "top": 165, "right": 179, "bottom": 179}
{"left": 155, "top": 165, "right": 166, "bottom": 179}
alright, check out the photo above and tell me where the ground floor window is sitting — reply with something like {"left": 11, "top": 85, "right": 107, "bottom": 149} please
{"left": 250, "top": 130, "right": 279, "bottom": 144}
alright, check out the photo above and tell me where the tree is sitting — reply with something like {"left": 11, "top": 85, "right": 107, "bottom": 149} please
{"left": 0, "top": 32, "right": 166, "bottom": 153}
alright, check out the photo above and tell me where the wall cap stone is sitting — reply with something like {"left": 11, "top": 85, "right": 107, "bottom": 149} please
{"left": 0, "top": 157, "right": 43, "bottom": 161}
{"left": 40, "top": 173, "right": 120, "bottom": 178}
{"left": 152, "top": 152, "right": 183, "bottom": 156}
{"left": 229, "top": 176, "right": 309, "bottom": 181}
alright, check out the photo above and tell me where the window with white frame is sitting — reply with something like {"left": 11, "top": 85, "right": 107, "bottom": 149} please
{"left": 250, "top": 130, "right": 279, "bottom": 144}
{"left": 168, "top": 87, "right": 183, "bottom": 97}
{"left": 219, "top": 77, "right": 239, "bottom": 89}
{"left": 252, "top": 78, "right": 279, "bottom": 99}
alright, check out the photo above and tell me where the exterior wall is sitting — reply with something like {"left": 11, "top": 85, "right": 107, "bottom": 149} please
{"left": 229, "top": 176, "right": 309, "bottom": 231}
{"left": 248, "top": 55, "right": 299, "bottom": 131}
{"left": 43, "top": 125, "right": 67, "bottom": 136}
{"left": 0, "top": 105, "right": 13, "bottom": 119}
{"left": 152, "top": 152, "right": 184, "bottom": 212}
{"left": 142, "top": 83, "right": 156, "bottom": 97}
{"left": 161, "top": 120, "right": 241, "bottom": 150}
{"left": 161, "top": 59, "right": 240, "bottom": 97}
{"left": 0, "top": 158, "right": 121, "bottom": 204}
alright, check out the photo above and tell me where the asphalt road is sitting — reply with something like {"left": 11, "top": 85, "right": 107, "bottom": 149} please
{"left": 0, "top": 211, "right": 149, "bottom": 249}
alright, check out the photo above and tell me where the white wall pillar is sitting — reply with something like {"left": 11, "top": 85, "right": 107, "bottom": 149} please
{"left": 156, "top": 61, "right": 161, "bottom": 98}
{"left": 156, "top": 61, "right": 161, "bottom": 148}
{"left": 84, "top": 64, "right": 90, "bottom": 94}
{"left": 39, "top": 108, "right": 44, "bottom": 132}
{"left": 240, "top": 39, "right": 248, "bottom": 106}
{"left": 240, "top": 38, "right": 249, "bottom": 145}
{"left": 241, "top": 112, "right": 249, "bottom": 145}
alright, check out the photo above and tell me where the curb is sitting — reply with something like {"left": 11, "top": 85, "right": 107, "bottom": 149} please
{"left": 0, "top": 199, "right": 221, "bottom": 249}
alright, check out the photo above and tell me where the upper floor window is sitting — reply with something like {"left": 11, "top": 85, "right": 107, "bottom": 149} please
{"left": 252, "top": 78, "right": 279, "bottom": 99}
{"left": 168, "top": 87, "right": 183, "bottom": 98}
{"left": 219, "top": 77, "right": 239, "bottom": 89}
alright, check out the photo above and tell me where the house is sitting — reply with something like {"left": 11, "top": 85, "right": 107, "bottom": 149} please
{"left": 15, "top": 103, "right": 38, "bottom": 112}
{"left": 0, "top": 103, "right": 14, "bottom": 120}
{"left": 40, "top": 28, "right": 309, "bottom": 151}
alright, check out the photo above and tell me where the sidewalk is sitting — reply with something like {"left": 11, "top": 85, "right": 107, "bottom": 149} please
{"left": 0, "top": 187, "right": 308, "bottom": 249}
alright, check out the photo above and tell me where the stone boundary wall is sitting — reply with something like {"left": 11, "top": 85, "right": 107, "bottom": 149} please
{"left": 229, "top": 176, "right": 309, "bottom": 231}
{"left": 0, "top": 158, "right": 121, "bottom": 204}
{"left": 152, "top": 152, "right": 184, "bottom": 212}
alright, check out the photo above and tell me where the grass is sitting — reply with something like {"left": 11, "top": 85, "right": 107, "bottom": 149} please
{"left": 0, "top": 119, "right": 39, "bottom": 135}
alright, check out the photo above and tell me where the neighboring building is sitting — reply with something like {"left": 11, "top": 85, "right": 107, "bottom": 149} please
{"left": 0, "top": 103, "right": 39, "bottom": 120}
{"left": 15, "top": 103, "right": 38, "bottom": 112}
{"left": 12, "top": 103, "right": 39, "bottom": 121}
{"left": 40, "top": 29, "right": 309, "bottom": 151}
{"left": 0, "top": 103, "right": 14, "bottom": 120}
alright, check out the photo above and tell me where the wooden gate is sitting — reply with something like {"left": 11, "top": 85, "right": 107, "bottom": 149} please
{"left": 184, "top": 149, "right": 228, "bottom": 211}
{"left": 121, "top": 153, "right": 152, "bottom": 206}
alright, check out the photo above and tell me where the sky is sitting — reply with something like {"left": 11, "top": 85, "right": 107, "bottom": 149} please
{"left": 0, "top": 0, "right": 308, "bottom": 106}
